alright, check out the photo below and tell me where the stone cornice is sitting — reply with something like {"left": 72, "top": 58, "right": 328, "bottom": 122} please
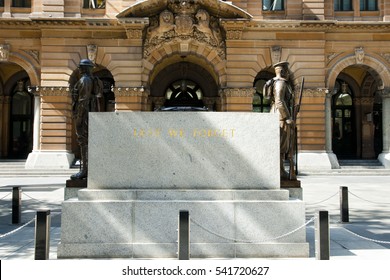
{"left": 243, "top": 20, "right": 390, "bottom": 32}
{"left": 1, "top": 17, "right": 389, "bottom": 32}
{"left": 0, "top": 18, "right": 121, "bottom": 28}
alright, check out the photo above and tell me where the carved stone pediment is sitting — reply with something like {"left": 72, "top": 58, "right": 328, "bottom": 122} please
{"left": 117, "top": 0, "right": 251, "bottom": 58}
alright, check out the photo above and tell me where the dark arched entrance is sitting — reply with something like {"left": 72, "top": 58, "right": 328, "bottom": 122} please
{"left": 332, "top": 65, "right": 383, "bottom": 160}
{"left": 150, "top": 62, "right": 218, "bottom": 110}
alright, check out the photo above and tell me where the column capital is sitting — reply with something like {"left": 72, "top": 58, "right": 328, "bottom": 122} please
{"left": 380, "top": 88, "right": 390, "bottom": 98}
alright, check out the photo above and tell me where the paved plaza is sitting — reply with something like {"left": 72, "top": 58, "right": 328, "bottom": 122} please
{"left": 0, "top": 173, "right": 389, "bottom": 260}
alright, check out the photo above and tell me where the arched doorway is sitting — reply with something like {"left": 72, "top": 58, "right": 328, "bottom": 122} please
{"left": 150, "top": 62, "right": 218, "bottom": 110}
{"left": 0, "top": 62, "right": 33, "bottom": 159}
{"left": 9, "top": 79, "right": 33, "bottom": 159}
{"left": 332, "top": 80, "right": 356, "bottom": 158}
{"left": 331, "top": 66, "right": 383, "bottom": 159}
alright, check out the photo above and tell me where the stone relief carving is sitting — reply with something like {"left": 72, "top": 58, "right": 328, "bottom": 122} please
{"left": 271, "top": 46, "right": 281, "bottom": 65}
{"left": 355, "top": 47, "right": 365, "bottom": 64}
{"left": 380, "top": 53, "right": 390, "bottom": 64}
{"left": 87, "top": 44, "right": 98, "bottom": 63}
{"left": 144, "top": 1, "right": 225, "bottom": 58}
{"left": 0, "top": 44, "right": 10, "bottom": 61}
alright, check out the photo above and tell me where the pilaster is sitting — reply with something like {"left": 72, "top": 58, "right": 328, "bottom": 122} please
{"left": 26, "top": 87, "right": 74, "bottom": 169}
{"left": 219, "top": 88, "right": 254, "bottom": 112}
{"left": 378, "top": 89, "right": 390, "bottom": 168}
{"left": 114, "top": 87, "right": 148, "bottom": 111}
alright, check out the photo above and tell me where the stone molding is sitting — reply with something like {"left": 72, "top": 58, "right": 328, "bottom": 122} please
{"left": 113, "top": 87, "right": 148, "bottom": 97}
{"left": 303, "top": 88, "right": 327, "bottom": 97}
{"left": 38, "top": 87, "right": 70, "bottom": 97}
{"left": 354, "top": 97, "right": 375, "bottom": 105}
{"left": 219, "top": 88, "right": 255, "bottom": 97}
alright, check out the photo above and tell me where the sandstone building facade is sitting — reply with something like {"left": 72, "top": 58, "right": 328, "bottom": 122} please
{"left": 1, "top": 0, "right": 390, "bottom": 170}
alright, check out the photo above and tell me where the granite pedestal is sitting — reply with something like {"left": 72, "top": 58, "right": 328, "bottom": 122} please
{"left": 58, "top": 112, "right": 309, "bottom": 258}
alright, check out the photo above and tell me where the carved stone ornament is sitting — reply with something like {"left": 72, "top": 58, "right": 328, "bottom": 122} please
{"left": 355, "top": 47, "right": 365, "bottom": 64}
{"left": 87, "top": 44, "right": 98, "bottom": 63}
{"left": 144, "top": 1, "right": 225, "bottom": 58}
{"left": 271, "top": 46, "right": 281, "bottom": 66}
{"left": 0, "top": 44, "right": 10, "bottom": 61}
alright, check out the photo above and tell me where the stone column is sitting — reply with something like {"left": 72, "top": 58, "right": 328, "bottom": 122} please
{"left": 27, "top": 87, "right": 41, "bottom": 152}
{"left": 3, "top": 0, "right": 11, "bottom": 18}
{"left": 219, "top": 88, "right": 254, "bottom": 112}
{"left": 379, "top": 89, "right": 390, "bottom": 167}
{"left": 26, "top": 87, "right": 74, "bottom": 169}
{"left": 0, "top": 95, "right": 3, "bottom": 157}
{"left": 325, "top": 90, "right": 333, "bottom": 153}
{"left": 1, "top": 96, "right": 11, "bottom": 157}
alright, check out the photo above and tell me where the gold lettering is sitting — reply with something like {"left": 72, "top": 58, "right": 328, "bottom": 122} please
{"left": 168, "top": 129, "right": 185, "bottom": 137}
{"left": 133, "top": 128, "right": 161, "bottom": 137}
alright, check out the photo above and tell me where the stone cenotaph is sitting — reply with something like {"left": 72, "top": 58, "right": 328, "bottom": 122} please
{"left": 58, "top": 112, "right": 308, "bottom": 258}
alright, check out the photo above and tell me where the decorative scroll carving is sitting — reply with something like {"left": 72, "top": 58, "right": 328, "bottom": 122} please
{"left": 0, "top": 44, "right": 10, "bottom": 61}
{"left": 355, "top": 47, "right": 365, "bottom": 64}
{"left": 144, "top": 1, "right": 225, "bottom": 58}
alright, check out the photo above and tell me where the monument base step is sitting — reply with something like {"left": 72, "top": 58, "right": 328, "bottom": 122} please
{"left": 58, "top": 242, "right": 309, "bottom": 259}
{"left": 58, "top": 191, "right": 309, "bottom": 259}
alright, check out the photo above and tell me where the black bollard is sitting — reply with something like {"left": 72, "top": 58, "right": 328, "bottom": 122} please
{"left": 340, "top": 186, "right": 349, "bottom": 223}
{"left": 35, "top": 209, "right": 51, "bottom": 260}
{"left": 178, "top": 210, "right": 190, "bottom": 260}
{"left": 12, "top": 187, "right": 22, "bottom": 224}
{"left": 315, "top": 210, "right": 330, "bottom": 260}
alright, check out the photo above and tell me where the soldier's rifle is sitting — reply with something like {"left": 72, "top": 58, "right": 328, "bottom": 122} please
{"left": 288, "top": 77, "right": 304, "bottom": 180}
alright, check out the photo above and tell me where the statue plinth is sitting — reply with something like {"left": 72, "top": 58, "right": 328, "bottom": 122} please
{"left": 58, "top": 112, "right": 309, "bottom": 259}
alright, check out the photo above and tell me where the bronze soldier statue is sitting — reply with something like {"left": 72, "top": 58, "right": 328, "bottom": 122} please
{"left": 70, "top": 59, "right": 103, "bottom": 180}
{"left": 264, "top": 61, "right": 294, "bottom": 180}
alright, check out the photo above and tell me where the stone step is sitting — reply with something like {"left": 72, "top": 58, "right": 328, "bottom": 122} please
{"left": 0, "top": 160, "right": 77, "bottom": 177}
{"left": 338, "top": 159, "right": 384, "bottom": 169}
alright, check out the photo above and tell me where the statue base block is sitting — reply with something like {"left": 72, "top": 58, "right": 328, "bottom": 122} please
{"left": 64, "top": 179, "right": 87, "bottom": 200}
{"left": 58, "top": 189, "right": 308, "bottom": 259}
{"left": 281, "top": 180, "right": 303, "bottom": 200}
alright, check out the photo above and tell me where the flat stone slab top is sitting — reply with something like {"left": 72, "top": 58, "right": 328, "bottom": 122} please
{"left": 88, "top": 112, "right": 280, "bottom": 189}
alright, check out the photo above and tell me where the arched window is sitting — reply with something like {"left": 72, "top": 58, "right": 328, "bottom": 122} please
{"left": 253, "top": 72, "right": 273, "bottom": 113}
{"left": 164, "top": 79, "right": 204, "bottom": 108}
